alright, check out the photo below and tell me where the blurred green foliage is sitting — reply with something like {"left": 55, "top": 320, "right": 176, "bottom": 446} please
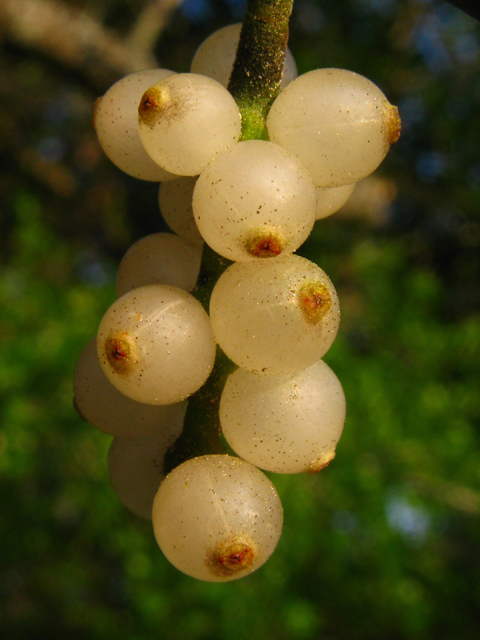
{"left": 1, "top": 1, "right": 480, "bottom": 639}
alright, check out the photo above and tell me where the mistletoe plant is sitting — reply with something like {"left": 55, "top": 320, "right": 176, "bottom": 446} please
{"left": 74, "top": 0, "right": 401, "bottom": 581}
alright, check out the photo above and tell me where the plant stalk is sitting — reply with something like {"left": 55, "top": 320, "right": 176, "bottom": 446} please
{"left": 229, "top": 0, "right": 294, "bottom": 139}
{"left": 163, "top": 0, "right": 293, "bottom": 475}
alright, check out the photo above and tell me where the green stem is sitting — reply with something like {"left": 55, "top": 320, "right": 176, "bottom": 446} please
{"left": 229, "top": 0, "right": 294, "bottom": 140}
{"left": 191, "top": 243, "right": 232, "bottom": 314}
{"left": 163, "top": 0, "right": 293, "bottom": 475}
{"left": 163, "top": 245, "right": 234, "bottom": 474}
{"left": 163, "top": 347, "right": 236, "bottom": 474}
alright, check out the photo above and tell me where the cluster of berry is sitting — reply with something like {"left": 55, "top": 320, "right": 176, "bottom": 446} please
{"left": 74, "top": 24, "right": 400, "bottom": 581}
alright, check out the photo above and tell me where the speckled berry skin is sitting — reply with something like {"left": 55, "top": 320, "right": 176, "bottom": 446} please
{"left": 209, "top": 255, "right": 340, "bottom": 374}
{"left": 192, "top": 140, "right": 316, "bottom": 261}
{"left": 152, "top": 455, "right": 283, "bottom": 581}
{"left": 220, "top": 360, "right": 346, "bottom": 473}
{"left": 93, "top": 69, "right": 177, "bottom": 181}
{"left": 138, "top": 73, "right": 242, "bottom": 176}
{"left": 97, "top": 285, "right": 216, "bottom": 405}
{"left": 115, "top": 232, "right": 202, "bottom": 298}
{"left": 267, "top": 68, "right": 400, "bottom": 188}
{"left": 74, "top": 338, "right": 186, "bottom": 438}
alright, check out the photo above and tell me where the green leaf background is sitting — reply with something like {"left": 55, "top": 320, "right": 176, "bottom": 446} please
{"left": 1, "top": 1, "right": 480, "bottom": 638}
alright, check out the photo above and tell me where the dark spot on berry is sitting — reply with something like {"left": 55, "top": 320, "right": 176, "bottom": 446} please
{"left": 298, "top": 282, "right": 332, "bottom": 324}
{"left": 206, "top": 534, "right": 257, "bottom": 578}
{"left": 246, "top": 229, "right": 285, "bottom": 258}
{"left": 104, "top": 332, "right": 137, "bottom": 375}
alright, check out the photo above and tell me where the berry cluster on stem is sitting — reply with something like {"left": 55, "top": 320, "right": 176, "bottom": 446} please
{"left": 164, "top": 0, "right": 294, "bottom": 475}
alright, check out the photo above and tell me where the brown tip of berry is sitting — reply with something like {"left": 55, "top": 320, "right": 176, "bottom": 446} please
{"left": 385, "top": 104, "right": 401, "bottom": 146}
{"left": 307, "top": 450, "right": 336, "bottom": 473}
{"left": 298, "top": 282, "right": 332, "bottom": 324}
{"left": 246, "top": 229, "right": 285, "bottom": 258}
{"left": 206, "top": 534, "right": 257, "bottom": 578}
{"left": 138, "top": 83, "right": 184, "bottom": 128}
{"left": 104, "top": 332, "right": 137, "bottom": 375}
{"left": 138, "top": 85, "right": 165, "bottom": 127}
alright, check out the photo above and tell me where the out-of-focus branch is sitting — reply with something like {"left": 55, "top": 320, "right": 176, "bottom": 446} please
{"left": 0, "top": 0, "right": 163, "bottom": 90}
{"left": 410, "top": 472, "right": 480, "bottom": 516}
{"left": 126, "top": 0, "right": 183, "bottom": 59}
{"left": 445, "top": 0, "right": 480, "bottom": 22}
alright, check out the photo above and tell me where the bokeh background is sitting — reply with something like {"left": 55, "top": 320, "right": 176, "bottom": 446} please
{"left": 1, "top": 0, "right": 480, "bottom": 638}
